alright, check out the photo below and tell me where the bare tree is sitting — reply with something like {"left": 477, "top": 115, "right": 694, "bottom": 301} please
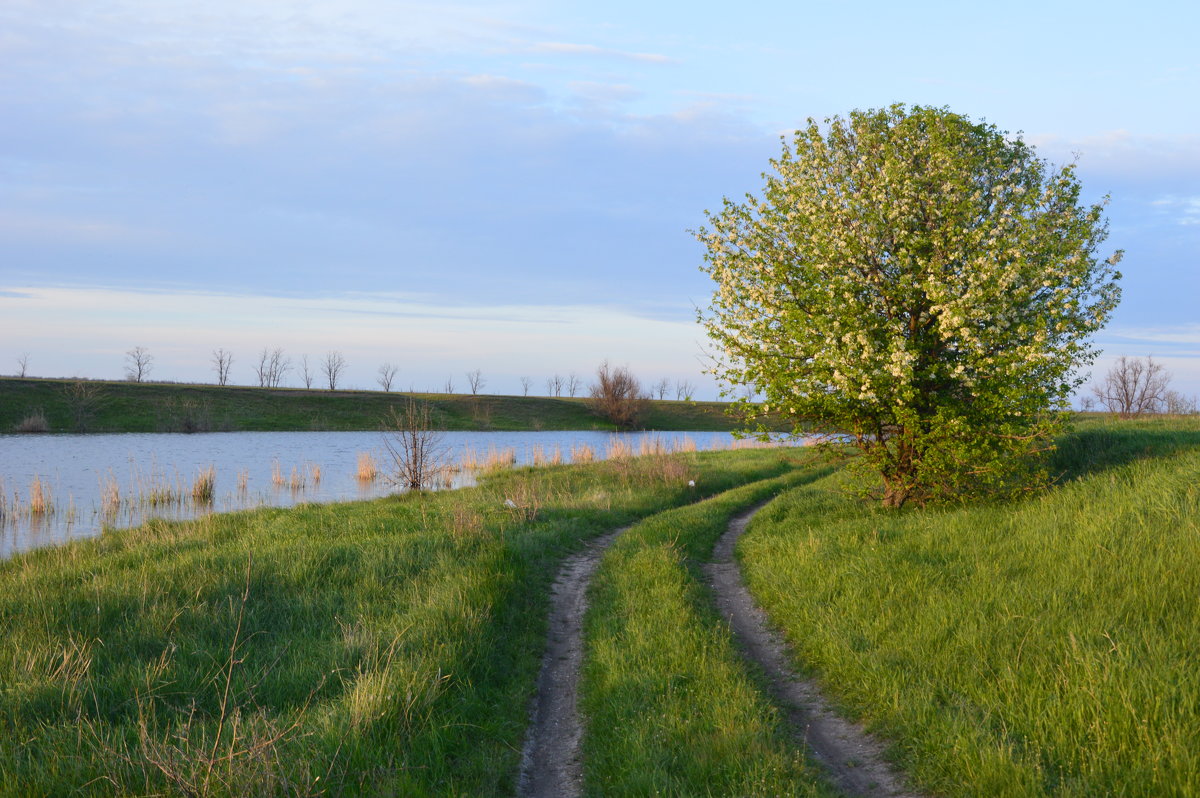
{"left": 322, "top": 350, "right": 347, "bottom": 391}
{"left": 63, "top": 380, "right": 104, "bottom": 432}
{"left": 675, "top": 379, "right": 695, "bottom": 401}
{"left": 466, "top": 368, "right": 485, "bottom": 395}
{"left": 546, "top": 374, "right": 563, "bottom": 397}
{"left": 378, "top": 362, "right": 398, "bottom": 392}
{"left": 588, "top": 361, "right": 648, "bottom": 430}
{"left": 443, "top": 377, "right": 455, "bottom": 394}
{"left": 256, "top": 347, "right": 291, "bottom": 388}
{"left": 212, "top": 348, "right": 234, "bottom": 386}
{"left": 125, "top": 346, "right": 153, "bottom": 383}
{"left": 16, "top": 353, "right": 29, "bottom": 378}
{"left": 1093, "top": 355, "right": 1172, "bottom": 418}
{"left": 300, "top": 355, "right": 315, "bottom": 389}
{"left": 382, "top": 400, "right": 447, "bottom": 490}
{"left": 1165, "top": 390, "right": 1199, "bottom": 415}
{"left": 567, "top": 372, "right": 581, "bottom": 397}
{"left": 520, "top": 376, "right": 532, "bottom": 396}
{"left": 651, "top": 377, "right": 670, "bottom": 400}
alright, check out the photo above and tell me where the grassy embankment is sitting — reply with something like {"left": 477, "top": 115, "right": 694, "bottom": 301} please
{"left": 734, "top": 416, "right": 1200, "bottom": 796}
{"left": 0, "top": 377, "right": 764, "bottom": 433}
{"left": 0, "top": 447, "right": 801, "bottom": 796}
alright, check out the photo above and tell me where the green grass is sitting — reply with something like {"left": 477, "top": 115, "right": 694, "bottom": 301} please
{"left": 0, "top": 448, "right": 798, "bottom": 797}
{"left": 738, "top": 417, "right": 1200, "bottom": 797}
{"left": 0, "top": 377, "right": 769, "bottom": 433}
{"left": 580, "top": 462, "right": 837, "bottom": 797}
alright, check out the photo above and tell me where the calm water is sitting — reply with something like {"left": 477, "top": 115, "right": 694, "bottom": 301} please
{"left": 0, "top": 429, "right": 756, "bottom": 559}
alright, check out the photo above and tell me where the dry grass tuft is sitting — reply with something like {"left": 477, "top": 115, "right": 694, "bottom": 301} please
{"left": 14, "top": 408, "right": 50, "bottom": 434}
{"left": 29, "top": 476, "right": 49, "bottom": 515}
{"left": 355, "top": 452, "right": 378, "bottom": 482}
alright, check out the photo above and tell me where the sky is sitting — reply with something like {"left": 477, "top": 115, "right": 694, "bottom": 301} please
{"left": 1, "top": 0, "right": 1197, "bottom": 399}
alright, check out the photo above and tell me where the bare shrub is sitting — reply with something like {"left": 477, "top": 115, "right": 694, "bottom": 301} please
{"left": 126, "top": 346, "right": 153, "bottom": 383}
{"left": 382, "top": 401, "right": 448, "bottom": 490}
{"left": 212, "top": 348, "right": 234, "bottom": 386}
{"left": 443, "top": 377, "right": 455, "bottom": 394}
{"left": 675, "top": 379, "right": 695, "bottom": 401}
{"left": 588, "top": 361, "right": 648, "bottom": 430}
{"left": 652, "top": 378, "right": 670, "bottom": 400}
{"left": 377, "top": 363, "right": 398, "bottom": 392}
{"left": 1092, "top": 355, "right": 1172, "bottom": 418}
{"left": 520, "top": 376, "right": 532, "bottom": 396}
{"left": 546, "top": 374, "right": 563, "bottom": 397}
{"left": 14, "top": 408, "right": 49, "bottom": 433}
{"left": 566, "top": 372, "right": 581, "bottom": 398}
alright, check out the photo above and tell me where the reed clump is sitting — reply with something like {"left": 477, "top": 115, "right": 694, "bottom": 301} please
{"left": 191, "top": 466, "right": 216, "bottom": 504}
{"left": 29, "top": 476, "right": 49, "bottom": 516}
{"left": 100, "top": 472, "right": 121, "bottom": 516}
{"left": 356, "top": 452, "right": 379, "bottom": 482}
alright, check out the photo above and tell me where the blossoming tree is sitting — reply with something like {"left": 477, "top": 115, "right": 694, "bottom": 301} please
{"left": 697, "top": 105, "right": 1123, "bottom": 507}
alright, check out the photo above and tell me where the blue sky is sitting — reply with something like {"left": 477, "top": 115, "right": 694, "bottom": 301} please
{"left": 2, "top": 0, "right": 1197, "bottom": 397}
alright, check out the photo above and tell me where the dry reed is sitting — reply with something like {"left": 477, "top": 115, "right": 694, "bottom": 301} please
{"left": 29, "top": 477, "right": 48, "bottom": 515}
{"left": 191, "top": 466, "right": 215, "bottom": 504}
{"left": 356, "top": 452, "right": 379, "bottom": 482}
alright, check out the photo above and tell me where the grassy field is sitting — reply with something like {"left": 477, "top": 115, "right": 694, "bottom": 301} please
{"left": 0, "top": 377, "right": 764, "bottom": 434}
{"left": 3, "top": 415, "right": 1196, "bottom": 796}
{"left": 0, "top": 448, "right": 799, "bottom": 797}
{"left": 738, "top": 416, "right": 1200, "bottom": 796}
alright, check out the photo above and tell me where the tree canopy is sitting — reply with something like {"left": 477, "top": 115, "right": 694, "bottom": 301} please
{"left": 697, "top": 105, "right": 1122, "bottom": 507}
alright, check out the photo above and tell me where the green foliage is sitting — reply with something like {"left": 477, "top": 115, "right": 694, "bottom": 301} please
{"left": 697, "top": 104, "right": 1123, "bottom": 506}
{"left": 739, "top": 417, "right": 1200, "bottom": 796}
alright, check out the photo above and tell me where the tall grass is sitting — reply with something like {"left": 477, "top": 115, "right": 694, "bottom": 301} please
{"left": 0, "top": 448, "right": 796, "bottom": 796}
{"left": 738, "top": 418, "right": 1200, "bottom": 797}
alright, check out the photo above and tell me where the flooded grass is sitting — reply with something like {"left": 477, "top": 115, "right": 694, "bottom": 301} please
{"left": 0, "top": 430, "right": 801, "bottom": 560}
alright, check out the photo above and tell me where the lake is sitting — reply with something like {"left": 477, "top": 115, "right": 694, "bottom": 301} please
{"left": 0, "top": 429, "right": 773, "bottom": 559}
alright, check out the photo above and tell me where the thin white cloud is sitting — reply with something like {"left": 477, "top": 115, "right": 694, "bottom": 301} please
{"left": 531, "top": 41, "right": 673, "bottom": 64}
{"left": 0, "top": 285, "right": 715, "bottom": 394}
{"left": 0, "top": 212, "right": 168, "bottom": 244}
{"left": 1150, "top": 195, "right": 1200, "bottom": 226}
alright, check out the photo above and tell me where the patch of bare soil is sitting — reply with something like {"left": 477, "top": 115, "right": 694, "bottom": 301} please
{"left": 705, "top": 504, "right": 921, "bottom": 798}
{"left": 517, "top": 526, "right": 628, "bottom": 798}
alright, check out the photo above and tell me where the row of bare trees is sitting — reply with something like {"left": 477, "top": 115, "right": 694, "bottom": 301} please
{"left": 15, "top": 349, "right": 698, "bottom": 407}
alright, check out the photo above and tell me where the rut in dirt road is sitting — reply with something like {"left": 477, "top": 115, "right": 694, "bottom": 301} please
{"left": 516, "top": 526, "right": 628, "bottom": 798}
{"left": 705, "top": 504, "right": 922, "bottom": 798}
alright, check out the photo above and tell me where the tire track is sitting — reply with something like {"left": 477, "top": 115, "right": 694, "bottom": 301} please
{"left": 705, "top": 504, "right": 921, "bottom": 798}
{"left": 517, "top": 526, "right": 628, "bottom": 798}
